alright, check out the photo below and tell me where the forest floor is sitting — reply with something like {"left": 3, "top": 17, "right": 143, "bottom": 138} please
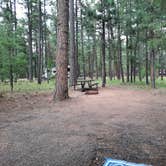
{"left": 0, "top": 87, "right": 166, "bottom": 166}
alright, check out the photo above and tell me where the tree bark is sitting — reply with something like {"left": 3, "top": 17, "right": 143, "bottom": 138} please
{"left": 80, "top": 5, "right": 85, "bottom": 79}
{"left": 145, "top": 29, "right": 149, "bottom": 85}
{"left": 160, "top": 51, "right": 164, "bottom": 81}
{"left": 92, "top": 31, "right": 96, "bottom": 79}
{"left": 44, "top": 0, "right": 49, "bottom": 83}
{"left": 27, "top": 0, "right": 33, "bottom": 81}
{"left": 101, "top": 19, "right": 106, "bottom": 87}
{"left": 150, "top": 48, "right": 156, "bottom": 88}
{"left": 126, "top": 35, "right": 130, "bottom": 82}
{"left": 75, "top": 0, "right": 79, "bottom": 77}
{"left": 117, "top": 1, "right": 124, "bottom": 83}
{"left": 54, "top": 0, "right": 69, "bottom": 101}
{"left": 108, "top": 24, "right": 113, "bottom": 80}
{"left": 8, "top": 0, "right": 14, "bottom": 91}
{"left": 69, "top": 0, "right": 76, "bottom": 86}
{"left": 87, "top": 36, "right": 91, "bottom": 78}
{"left": 149, "top": 7, "right": 156, "bottom": 89}
{"left": 37, "top": 0, "right": 42, "bottom": 84}
{"left": 138, "top": 46, "right": 142, "bottom": 82}
{"left": 130, "top": 58, "right": 133, "bottom": 83}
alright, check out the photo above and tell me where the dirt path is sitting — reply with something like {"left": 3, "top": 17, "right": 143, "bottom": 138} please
{"left": 0, "top": 87, "right": 166, "bottom": 166}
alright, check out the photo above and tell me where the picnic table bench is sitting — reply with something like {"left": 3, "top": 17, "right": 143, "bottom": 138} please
{"left": 76, "top": 79, "right": 98, "bottom": 92}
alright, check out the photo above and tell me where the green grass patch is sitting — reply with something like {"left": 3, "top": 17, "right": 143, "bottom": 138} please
{"left": 0, "top": 79, "right": 55, "bottom": 93}
{"left": 0, "top": 77, "right": 165, "bottom": 94}
{"left": 97, "top": 77, "right": 166, "bottom": 89}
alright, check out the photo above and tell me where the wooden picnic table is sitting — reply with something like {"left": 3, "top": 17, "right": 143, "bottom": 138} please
{"left": 77, "top": 79, "right": 93, "bottom": 91}
{"left": 76, "top": 79, "right": 98, "bottom": 91}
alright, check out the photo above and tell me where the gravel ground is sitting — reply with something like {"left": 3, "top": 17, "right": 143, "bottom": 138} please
{"left": 0, "top": 87, "right": 166, "bottom": 166}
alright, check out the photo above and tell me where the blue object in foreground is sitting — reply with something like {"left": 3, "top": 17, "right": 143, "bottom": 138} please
{"left": 103, "top": 158, "right": 151, "bottom": 166}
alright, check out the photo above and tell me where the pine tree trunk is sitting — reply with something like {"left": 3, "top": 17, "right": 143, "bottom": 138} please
{"left": 44, "top": 0, "right": 49, "bottom": 83}
{"left": 161, "top": 67, "right": 164, "bottom": 81}
{"left": 35, "top": 35, "right": 38, "bottom": 78}
{"left": 126, "top": 35, "right": 130, "bottom": 82}
{"left": 145, "top": 30, "right": 149, "bottom": 85}
{"left": 118, "top": 30, "right": 124, "bottom": 83}
{"left": 138, "top": 47, "right": 142, "bottom": 82}
{"left": 27, "top": 0, "right": 33, "bottom": 81}
{"left": 37, "top": 0, "right": 42, "bottom": 84}
{"left": 149, "top": 7, "right": 156, "bottom": 89}
{"left": 159, "top": 50, "right": 164, "bottom": 81}
{"left": 69, "top": 0, "right": 76, "bottom": 86}
{"left": 110, "top": 25, "right": 115, "bottom": 80}
{"left": 8, "top": 0, "right": 14, "bottom": 91}
{"left": 95, "top": 48, "right": 98, "bottom": 80}
{"left": 92, "top": 31, "right": 96, "bottom": 79}
{"left": 150, "top": 29, "right": 156, "bottom": 88}
{"left": 9, "top": 60, "right": 13, "bottom": 92}
{"left": 99, "top": 43, "right": 102, "bottom": 77}
{"left": 117, "top": 1, "right": 124, "bottom": 82}
{"left": 87, "top": 36, "right": 91, "bottom": 78}
{"left": 150, "top": 49, "right": 156, "bottom": 88}
{"left": 133, "top": 50, "right": 136, "bottom": 83}
{"left": 108, "top": 24, "right": 112, "bottom": 80}
{"left": 130, "top": 58, "right": 133, "bottom": 83}
{"left": 54, "top": 0, "right": 69, "bottom": 101}
{"left": 119, "top": 42, "right": 124, "bottom": 83}
{"left": 129, "top": 0, "right": 133, "bottom": 83}
{"left": 101, "top": 20, "right": 106, "bottom": 87}
{"left": 75, "top": 0, "right": 79, "bottom": 77}
{"left": 80, "top": 5, "right": 85, "bottom": 79}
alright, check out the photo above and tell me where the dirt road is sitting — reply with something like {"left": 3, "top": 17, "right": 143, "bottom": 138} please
{"left": 0, "top": 87, "right": 166, "bottom": 166}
